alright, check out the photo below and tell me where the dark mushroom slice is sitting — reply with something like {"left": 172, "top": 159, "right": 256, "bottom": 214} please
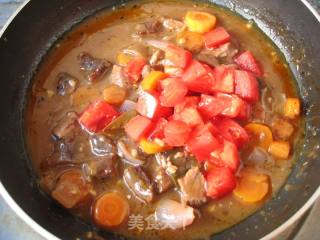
{"left": 134, "top": 19, "right": 163, "bottom": 36}
{"left": 117, "top": 141, "right": 145, "bottom": 166}
{"left": 178, "top": 166, "right": 207, "bottom": 206}
{"left": 123, "top": 167, "right": 154, "bottom": 203}
{"left": 89, "top": 135, "right": 116, "bottom": 157}
{"left": 78, "top": 52, "right": 112, "bottom": 83}
{"left": 56, "top": 72, "right": 79, "bottom": 96}
{"left": 52, "top": 112, "right": 78, "bottom": 141}
{"left": 148, "top": 159, "right": 173, "bottom": 194}
{"left": 51, "top": 169, "right": 90, "bottom": 209}
{"left": 82, "top": 155, "right": 116, "bottom": 179}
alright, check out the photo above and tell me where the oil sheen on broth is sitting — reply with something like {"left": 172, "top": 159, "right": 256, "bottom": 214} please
{"left": 26, "top": 1, "right": 302, "bottom": 239}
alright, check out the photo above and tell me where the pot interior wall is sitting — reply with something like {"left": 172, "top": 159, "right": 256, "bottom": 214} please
{"left": 0, "top": 0, "right": 319, "bottom": 239}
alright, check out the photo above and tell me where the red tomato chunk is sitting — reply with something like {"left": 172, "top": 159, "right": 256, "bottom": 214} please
{"left": 159, "top": 78, "right": 188, "bottom": 107}
{"left": 124, "top": 115, "right": 154, "bottom": 141}
{"left": 212, "top": 66, "right": 235, "bottom": 93}
{"left": 149, "top": 118, "right": 168, "bottom": 140}
{"left": 136, "top": 91, "right": 172, "bottom": 119}
{"left": 234, "top": 51, "right": 263, "bottom": 77}
{"left": 164, "top": 120, "right": 191, "bottom": 147}
{"left": 79, "top": 100, "right": 119, "bottom": 133}
{"left": 206, "top": 167, "right": 237, "bottom": 199}
{"left": 204, "top": 27, "right": 231, "bottom": 49}
{"left": 234, "top": 70, "right": 260, "bottom": 103}
{"left": 123, "top": 57, "right": 147, "bottom": 83}
{"left": 165, "top": 44, "right": 192, "bottom": 69}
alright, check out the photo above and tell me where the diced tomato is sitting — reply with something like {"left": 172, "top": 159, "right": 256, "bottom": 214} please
{"left": 182, "top": 60, "right": 215, "bottom": 93}
{"left": 79, "top": 100, "right": 119, "bottom": 133}
{"left": 212, "top": 66, "right": 235, "bottom": 93}
{"left": 159, "top": 78, "right": 188, "bottom": 107}
{"left": 149, "top": 118, "right": 168, "bottom": 140}
{"left": 236, "top": 101, "right": 252, "bottom": 120}
{"left": 216, "top": 118, "right": 249, "bottom": 147}
{"left": 173, "top": 97, "right": 203, "bottom": 127}
{"left": 164, "top": 120, "right": 191, "bottom": 147}
{"left": 234, "top": 70, "right": 260, "bottom": 103}
{"left": 206, "top": 167, "right": 237, "bottom": 199}
{"left": 198, "top": 93, "right": 244, "bottom": 119}
{"left": 124, "top": 115, "right": 155, "bottom": 141}
{"left": 123, "top": 57, "right": 147, "bottom": 83}
{"left": 204, "top": 27, "right": 231, "bottom": 49}
{"left": 234, "top": 51, "right": 263, "bottom": 77}
{"left": 186, "top": 124, "right": 221, "bottom": 162}
{"left": 136, "top": 91, "right": 172, "bottom": 119}
{"left": 175, "top": 96, "right": 200, "bottom": 112}
{"left": 165, "top": 44, "right": 192, "bottom": 69}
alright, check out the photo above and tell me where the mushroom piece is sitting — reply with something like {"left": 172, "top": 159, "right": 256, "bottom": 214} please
{"left": 117, "top": 141, "right": 145, "bottom": 166}
{"left": 56, "top": 72, "right": 79, "bottom": 96}
{"left": 52, "top": 112, "right": 78, "bottom": 141}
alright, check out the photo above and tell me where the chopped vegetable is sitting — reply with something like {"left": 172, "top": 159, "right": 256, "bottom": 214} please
{"left": 204, "top": 27, "right": 231, "bottom": 49}
{"left": 104, "top": 110, "right": 137, "bottom": 132}
{"left": 159, "top": 78, "right": 188, "bottom": 107}
{"left": 176, "top": 31, "right": 204, "bottom": 52}
{"left": 234, "top": 51, "right": 263, "bottom": 77}
{"left": 117, "top": 52, "right": 134, "bottom": 66}
{"left": 123, "top": 57, "right": 147, "bottom": 83}
{"left": 186, "top": 123, "right": 220, "bottom": 162}
{"left": 237, "top": 101, "right": 252, "bottom": 120}
{"left": 93, "top": 192, "right": 129, "bottom": 227}
{"left": 140, "top": 138, "right": 168, "bottom": 154}
{"left": 149, "top": 118, "right": 168, "bottom": 140}
{"left": 103, "top": 84, "right": 126, "bottom": 105}
{"left": 268, "top": 141, "right": 290, "bottom": 159}
{"left": 284, "top": 98, "right": 301, "bottom": 119}
{"left": 234, "top": 70, "right": 260, "bottom": 103}
{"left": 124, "top": 115, "right": 155, "bottom": 141}
{"left": 184, "top": 11, "right": 217, "bottom": 34}
{"left": 216, "top": 118, "right": 249, "bottom": 147}
{"left": 173, "top": 97, "right": 203, "bottom": 127}
{"left": 141, "top": 71, "right": 168, "bottom": 91}
{"left": 164, "top": 120, "right": 191, "bottom": 147}
{"left": 182, "top": 60, "right": 215, "bottom": 93}
{"left": 245, "top": 123, "right": 273, "bottom": 150}
{"left": 136, "top": 91, "right": 172, "bottom": 119}
{"left": 234, "top": 168, "right": 270, "bottom": 203}
{"left": 206, "top": 167, "right": 237, "bottom": 199}
{"left": 165, "top": 44, "right": 193, "bottom": 69}
{"left": 117, "top": 141, "right": 145, "bottom": 166}
{"left": 79, "top": 100, "right": 119, "bottom": 133}
{"left": 272, "top": 118, "right": 294, "bottom": 140}
{"left": 212, "top": 66, "right": 235, "bottom": 93}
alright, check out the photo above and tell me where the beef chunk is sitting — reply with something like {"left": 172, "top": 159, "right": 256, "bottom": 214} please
{"left": 78, "top": 52, "right": 112, "bottom": 82}
{"left": 56, "top": 72, "right": 79, "bottom": 96}
{"left": 123, "top": 167, "right": 154, "bottom": 203}
{"left": 200, "top": 42, "right": 238, "bottom": 65}
{"left": 272, "top": 118, "right": 294, "bottom": 140}
{"left": 109, "top": 65, "right": 128, "bottom": 88}
{"left": 82, "top": 156, "right": 116, "bottom": 179}
{"left": 196, "top": 51, "right": 219, "bottom": 67}
{"left": 148, "top": 159, "right": 173, "bottom": 194}
{"left": 51, "top": 170, "right": 90, "bottom": 208}
{"left": 178, "top": 166, "right": 207, "bottom": 206}
{"left": 52, "top": 112, "right": 78, "bottom": 141}
{"left": 135, "top": 20, "right": 162, "bottom": 35}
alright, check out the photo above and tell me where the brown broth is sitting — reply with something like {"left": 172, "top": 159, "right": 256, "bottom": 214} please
{"left": 26, "top": 1, "right": 302, "bottom": 239}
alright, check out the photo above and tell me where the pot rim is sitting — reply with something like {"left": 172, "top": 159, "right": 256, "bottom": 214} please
{"left": 0, "top": 0, "right": 319, "bottom": 240}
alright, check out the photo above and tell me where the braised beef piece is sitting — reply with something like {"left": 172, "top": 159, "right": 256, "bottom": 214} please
{"left": 148, "top": 159, "right": 173, "bottom": 194}
{"left": 51, "top": 170, "right": 90, "bottom": 208}
{"left": 196, "top": 52, "right": 219, "bottom": 67}
{"left": 272, "top": 118, "right": 294, "bottom": 140}
{"left": 123, "top": 167, "right": 154, "bottom": 203}
{"left": 82, "top": 156, "right": 116, "bottom": 179}
{"left": 199, "top": 42, "right": 238, "bottom": 65}
{"left": 56, "top": 72, "right": 79, "bottom": 96}
{"left": 135, "top": 20, "right": 163, "bottom": 35}
{"left": 109, "top": 65, "right": 128, "bottom": 88}
{"left": 178, "top": 166, "right": 207, "bottom": 206}
{"left": 78, "top": 52, "right": 112, "bottom": 82}
{"left": 52, "top": 112, "right": 78, "bottom": 141}
{"left": 89, "top": 135, "right": 116, "bottom": 157}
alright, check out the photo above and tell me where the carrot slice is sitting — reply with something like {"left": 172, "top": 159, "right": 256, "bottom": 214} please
{"left": 245, "top": 123, "right": 273, "bottom": 150}
{"left": 93, "top": 192, "right": 130, "bottom": 227}
{"left": 284, "top": 98, "right": 300, "bottom": 119}
{"left": 184, "top": 11, "right": 217, "bottom": 34}
{"left": 234, "top": 168, "right": 270, "bottom": 203}
{"left": 268, "top": 141, "right": 290, "bottom": 159}
{"left": 176, "top": 31, "right": 204, "bottom": 52}
{"left": 103, "top": 84, "right": 126, "bottom": 105}
{"left": 141, "top": 71, "right": 168, "bottom": 91}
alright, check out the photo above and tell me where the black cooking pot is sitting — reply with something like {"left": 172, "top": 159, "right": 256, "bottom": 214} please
{"left": 0, "top": 0, "right": 319, "bottom": 239}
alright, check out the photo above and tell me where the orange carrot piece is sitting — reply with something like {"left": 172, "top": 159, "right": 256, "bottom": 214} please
{"left": 268, "top": 141, "right": 290, "bottom": 159}
{"left": 284, "top": 98, "right": 300, "bottom": 119}
{"left": 245, "top": 123, "right": 273, "bottom": 150}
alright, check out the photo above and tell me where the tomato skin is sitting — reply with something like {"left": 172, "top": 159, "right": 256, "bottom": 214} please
{"left": 173, "top": 97, "right": 203, "bottom": 127}
{"left": 136, "top": 91, "right": 172, "bottom": 120}
{"left": 234, "top": 51, "right": 263, "bottom": 77}
{"left": 164, "top": 120, "right": 191, "bottom": 147}
{"left": 79, "top": 100, "right": 119, "bottom": 133}
{"left": 123, "top": 57, "right": 147, "bottom": 83}
{"left": 148, "top": 118, "right": 168, "bottom": 140}
{"left": 182, "top": 60, "right": 215, "bottom": 93}
{"left": 186, "top": 123, "right": 221, "bottom": 162}
{"left": 204, "top": 27, "right": 231, "bottom": 49}
{"left": 234, "top": 70, "right": 260, "bottom": 103}
{"left": 159, "top": 78, "right": 188, "bottom": 107}
{"left": 206, "top": 167, "right": 237, "bottom": 199}
{"left": 212, "top": 66, "right": 235, "bottom": 93}
{"left": 165, "top": 44, "right": 193, "bottom": 69}
{"left": 236, "top": 101, "right": 252, "bottom": 120}
{"left": 124, "top": 115, "right": 155, "bottom": 141}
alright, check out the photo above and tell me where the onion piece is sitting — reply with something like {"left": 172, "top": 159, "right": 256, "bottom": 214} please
{"left": 119, "top": 100, "right": 136, "bottom": 113}
{"left": 155, "top": 199, "right": 195, "bottom": 229}
{"left": 247, "top": 147, "right": 274, "bottom": 167}
{"left": 117, "top": 141, "right": 145, "bottom": 166}
{"left": 144, "top": 39, "right": 170, "bottom": 51}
